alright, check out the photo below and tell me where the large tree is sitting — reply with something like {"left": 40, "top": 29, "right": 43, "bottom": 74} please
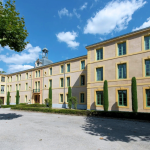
{"left": 0, "top": 0, "right": 29, "bottom": 52}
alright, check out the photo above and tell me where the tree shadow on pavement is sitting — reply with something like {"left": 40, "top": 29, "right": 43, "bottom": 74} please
{"left": 0, "top": 113, "right": 23, "bottom": 120}
{"left": 81, "top": 116, "right": 150, "bottom": 142}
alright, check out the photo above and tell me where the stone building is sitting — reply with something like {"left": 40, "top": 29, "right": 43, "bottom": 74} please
{"left": 0, "top": 27, "right": 150, "bottom": 112}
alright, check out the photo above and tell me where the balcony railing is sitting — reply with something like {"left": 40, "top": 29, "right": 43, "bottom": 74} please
{"left": 33, "top": 89, "right": 40, "bottom": 93}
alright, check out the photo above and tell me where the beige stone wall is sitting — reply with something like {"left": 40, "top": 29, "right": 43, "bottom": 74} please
{"left": 87, "top": 31, "right": 150, "bottom": 112}
{"left": 3, "top": 56, "right": 87, "bottom": 106}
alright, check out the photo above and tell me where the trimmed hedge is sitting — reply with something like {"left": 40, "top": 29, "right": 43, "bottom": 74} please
{"left": 11, "top": 106, "right": 150, "bottom": 121}
{"left": 1, "top": 105, "right": 16, "bottom": 108}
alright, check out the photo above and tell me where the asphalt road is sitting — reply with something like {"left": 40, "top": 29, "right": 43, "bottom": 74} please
{"left": 0, "top": 108, "right": 150, "bottom": 150}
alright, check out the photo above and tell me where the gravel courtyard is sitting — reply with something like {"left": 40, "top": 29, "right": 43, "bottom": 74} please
{"left": 0, "top": 108, "right": 150, "bottom": 150}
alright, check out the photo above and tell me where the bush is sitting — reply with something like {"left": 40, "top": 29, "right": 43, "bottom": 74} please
{"left": 16, "top": 90, "right": 19, "bottom": 105}
{"left": 11, "top": 106, "right": 150, "bottom": 121}
{"left": 131, "top": 77, "right": 138, "bottom": 112}
{"left": 1, "top": 105, "right": 16, "bottom": 108}
{"left": 103, "top": 80, "right": 109, "bottom": 111}
{"left": 49, "top": 87, "right": 52, "bottom": 100}
{"left": 0, "top": 99, "right": 3, "bottom": 105}
{"left": 68, "top": 86, "right": 72, "bottom": 109}
{"left": 69, "top": 96, "right": 77, "bottom": 109}
{"left": 7, "top": 91, "right": 10, "bottom": 105}
{"left": 45, "top": 98, "right": 52, "bottom": 109}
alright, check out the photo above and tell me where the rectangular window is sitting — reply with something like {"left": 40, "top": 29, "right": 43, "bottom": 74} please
{"left": 1, "top": 76, "right": 5, "bottom": 82}
{"left": 26, "top": 73, "right": 28, "bottom": 79}
{"left": 61, "top": 65, "right": 64, "bottom": 73}
{"left": 144, "top": 36, "right": 150, "bottom": 50}
{"left": 96, "top": 68, "right": 103, "bottom": 81}
{"left": 25, "top": 83, "right": 28, "bottom": 90}
{"left": 50, "top": 68, "right": 52, "bottom": 75}
{"left": 118, "top": 42, "right": 126, "bottom": 56}
{"left": 10, "top": 85, "right": 12, "bottom": 92}
{"left": 38, "top": 70, "right": 40, "bottom": 77}
{"left": 60, "top": 94, "right": 63, "bottom": 103}
{"left": 38, "top": 81, "right": 40, "bottom": 89}
{"left": 146, "top": 89, "right": 150, "bottom": 107}
{"left": 118, "top": 64, "right": 126, "bottom": 79}
{"left": 60, "top": 78, "right": 64, "bottom": 87}
{"left": 10, "top": 76, "right": 12, "bottom": 82}
{"left": 145, "top": 60, "right": 150, "bottom": 76}
{"left": 36, "top": 71, "right": 38, "bottom": 77}
{"left": 81, "top": 60, "right": 85, "bottom": 70}
{"left": 67, "top": 64, "right": 70, "bottom": 72}
{"left": 7, "top": 77, "right": 9, "bottom": 82}
{"left": 35, "top": 82, "right": 37, "bottom": 89}
{"left": 81, "top": 75, "right": 85, "bottom": 86}
{"left": 25, "top": 95, "right": 27, "bottom": 103}
{"left": 80, "top": 93, "right": 85, "bottom": 103}
{"left": 49, "top": 80, "right": 52, "bottom": 88}
{"left": 96, "top": 49, "right": 103, "bottom": 60}
{"left": 96, "top": 91, "right": 103, "bottom": 105}
{"left": 67, "top": 77, "right": 70, "bottom": 87}
{"left": 16, "top": 75, "right": 18, "bottom": 81}
{"left": 1, "top": 85, "right": 4, "bottom": 94}
{"left": 19, "top": 84, "right": 21, "bottom": 91}
{"left": 7, "top": 86, "right": 9, "bottom": 92}
{"left": 16, "top": 84, "right": 18, "bottom": 91}
{"left": 118, "top": 90, "right": 127, "bottom": 106}
{"left": 19, "top": 74, "right": 21, "bottom": 80}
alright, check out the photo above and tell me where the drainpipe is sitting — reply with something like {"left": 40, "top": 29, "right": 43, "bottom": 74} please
{"left": 43, "top": 68, "right": 44, "bottom": 104}
{"left": 64, "top": 63, "right": 66, "bottom": 108}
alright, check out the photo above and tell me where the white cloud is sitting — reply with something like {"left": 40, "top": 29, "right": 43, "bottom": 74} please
{"left": 7, "top": 65, "right": 34, "bottom": 73}
{"left": 0, "top": 68, "right": 3, "bottom": 71}
{"left": 56, "top": 31, "right": 80, "bottom": 49}
{"left": 58, "top": 8, "right": 72, "bottom": 18}
{"left": 77, "top": 25, "right": 81, "bottom": 29}
{"left": 132, "top": 17, "right": 150, "bottom": 31}
{"left": 80, "top": 2, "right": 88, "bottom": 10}
{"left": 73, "top": 9, "right": 80, "bottom": 19}
{"left": 0, "top": 43, "right": 41, "bottom": 65}
{"left": 100, "top": 37, "right": 106, "bottom": 41}
{"left": 84, "top": 0, "right": 146, "bottom": 34}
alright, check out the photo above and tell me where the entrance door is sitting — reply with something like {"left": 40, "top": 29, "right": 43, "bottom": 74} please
{"left": 34, "top": 95, "right": 40, "bottom": 103}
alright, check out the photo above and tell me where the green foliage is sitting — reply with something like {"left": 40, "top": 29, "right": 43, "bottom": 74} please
{"left": 0, "top": 71, "right": 6, "bottom": 73}
{"left": 49, "top": 87, "right": 52, "bottom": 100}
{"left": 0, "top": 98, "right": 3, "bottom": 105}
{"left": 131, "top": 77, "right": 138, "bottom": 112}
{"left": 68, "top": 86, "right": 72, "bottom": 109}
{"left": 7, "top": 91, "right": 10, "bottom": 105}
{"left": 68, "top": 99, "right": 72, "bottom": 109}
{"left": 0, "top": 0, "right": 29, "bottom": 52}
{"left": 69, "top": 96, "right": 77, "bottom": 109}
{"left": 68, "top": 86, "right": 72, "bottom": 99}
{"left": 103, "top": 80, "right": 109, "bottom": 111}
{"left": 11, "top": 106, "right": 150, "bottom": 121}
{"left": 1, "top": 105, "right": 16, "bottom": 108}
{"left": 16, "top": 90, "right": 19, "bottom": 105}
{"left": 45, "top": 98, "right": 52, "bottom": 109}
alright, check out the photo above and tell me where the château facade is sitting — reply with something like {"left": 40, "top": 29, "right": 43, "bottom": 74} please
{"left": 0, "top": 27, "right": 150, "bottom": 112}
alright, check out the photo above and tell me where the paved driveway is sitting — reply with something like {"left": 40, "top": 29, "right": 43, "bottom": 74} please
{"left": 0, "top": 108, "right": 150, "bottom": 150}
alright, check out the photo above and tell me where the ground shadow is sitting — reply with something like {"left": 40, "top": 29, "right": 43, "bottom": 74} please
{"left": 111, "top": 102, "right": 119, "bottom": 111}
{"left": 0, "top": 113, "right": 23, "bottom": 120}
{"left": 81, "top": 116, "right": 150, "bottom": 142}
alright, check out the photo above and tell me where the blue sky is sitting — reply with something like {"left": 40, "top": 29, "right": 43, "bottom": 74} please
{"left": 0, "top": 0, "right": 150, "bottom": 73}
